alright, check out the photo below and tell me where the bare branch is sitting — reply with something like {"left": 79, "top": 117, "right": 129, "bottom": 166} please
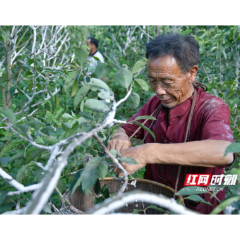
{"left": 87, "top": 190, "right": 198, "bottom": 215}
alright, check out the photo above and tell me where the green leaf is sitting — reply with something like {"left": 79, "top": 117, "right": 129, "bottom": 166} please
{"left": 184, "top": 195, "right": 212, "bottom": 206}
{"left": 80, "top": 100, "right": 84, "bottom": 112}
{"left": 0, "top": 191, "right": 8, "bottom": 205}
{"left": 75, "top": 45, "right": 89, "bottom": 65}
{"left": 55, "top": 108, "right": 64, "bottom": 119}
{"left": 61, "top": 113, "right": 74, "bottom": 120}
{"left": 25, "top": 147, "right": 47, "bottom": 164}
{"left": 0, "top": 108, "right": 16, "bottom": 123}
{"left": 85, "top": 99, "right": 110, "bottom": 112}
{"left": 0, "top": 203, "right": 15, "bottom": 214}
{"left": 132, "top": 209, "right": 140, "bottom": 214}
{"left": 0, "top": 157, "right": 10, "bottom": 166}
{"left": 16, "top": 161, "right": 35, "bottom": 183}
{"left": 177, "top": 186, "right": 210, "bottom": 195}
{"left": 43, "top": 204, "right": 52, "bottom": 214}
{"left": 210, "top": 196, "right": 240, "bottom": 214}
{"left": 94, "top": 178, "right": 101, "bottom": 195}
{"left": 118, "top": 157, "right": 137, "bottom": 165}
{"left": 97, "top": 164, "right": 108, "bottom": 180}
{"left": 79, "top": 111, "right": 94, "bottom": 121}
{"left": 10, "top": 87, "right": 16, "bottom": 97}
{"left": 101, "top": 185, "right": 110, "bottom": 199}
{"left": 64, "top": 71, "right": 78, "bottom": 91}
{"left": 40, "top": 126, "right": 55, "bottom": 136}
{"left": 126, "top": 92, "right": 140, "bottom": 109}
{"left": 0, "top": 142, "right": 21, "bottom": 158}
{"left": 62, "top": 122, "right": 72, "bottom": 131}
{"left": 78, "top": 117, "right": 87, "bottom": 126}
{"left": 135, "top": 115, "right": 156, "bottom": 121}
{"left": 132, "top": 58, "right": 148, "bottom": 74}
{"left": 147, "top": 205, "right": 169, "bottom": 213}
{"left": 115, "top": 66, "right": 133, "bottom": 89}
{"left": 88, "top": 78, "right": 109, "bottom": 91}
{"left": 132, "top": 120, "right": 156, "bottom": 141}
{"left": 94, "top": 196, "right": 105, "bottom": 205}
{"left": 17, "top": 124, "right": 29, "bottom": 134}
{"left": 224, "top": 143, "right": 240, "bottom": 156}
{"left": 98, "top": 89, "right": 112, "bottom": 100}
{"left": 109, "top": 149, "right": 118, "bottom": 157}
{"left": 25, "top": 119, "right": 41, "bottom": 129}
{"left": 74, "top": 84, "right": 90, "bottom": 110}
{"left": 70, "top": 169, "right": 84, "bottom": 194}
{"left": 135, "top": 79, "right": 149, "bottom": 92}
{"left": 8, "top": 152, "right": 25, "bottom": 164}
{"left": 95, "top": 61, "right": 112, "bottom": 79}
{"left": 71, "top": 80, "right": 78, "bottom": 97}
{"left": 80, "top": 157, "right": 102, "bottom": 191}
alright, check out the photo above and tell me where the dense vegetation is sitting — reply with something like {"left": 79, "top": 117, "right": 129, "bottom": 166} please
{"left": 0, "top": 25, "right": 240, "bottom": 214}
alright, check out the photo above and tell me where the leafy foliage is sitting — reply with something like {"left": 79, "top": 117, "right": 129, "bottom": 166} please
{"left": 0, "top": 25, "right": 240, "bottom": 215}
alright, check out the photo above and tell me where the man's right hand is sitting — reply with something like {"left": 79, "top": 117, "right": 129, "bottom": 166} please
{"left": 107, "top": 128, "right": 131, "bottom": 152}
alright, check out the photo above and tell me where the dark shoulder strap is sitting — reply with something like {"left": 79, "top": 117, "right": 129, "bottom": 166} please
{"left": 173, "top": 87, "right": 198, "bottom": 197}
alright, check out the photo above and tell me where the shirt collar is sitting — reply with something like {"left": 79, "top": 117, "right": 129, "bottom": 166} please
{"left": 161, "top": 87, "right": 202, "bottom": 118}
{"left": 89, "top": 50, "right": 98, "bottom": 56}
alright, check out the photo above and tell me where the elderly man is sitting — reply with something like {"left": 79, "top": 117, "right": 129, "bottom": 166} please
{"left": 107, "top": 34, "right": 234, "bottom": 214}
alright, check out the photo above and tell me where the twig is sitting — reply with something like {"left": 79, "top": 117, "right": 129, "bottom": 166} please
{"left": 93, "top": 133, "right": 128, "bottom": 197}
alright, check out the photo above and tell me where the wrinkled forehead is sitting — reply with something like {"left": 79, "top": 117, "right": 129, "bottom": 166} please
{"left": 147, "top": 55, "right": 183, "bottom": 75}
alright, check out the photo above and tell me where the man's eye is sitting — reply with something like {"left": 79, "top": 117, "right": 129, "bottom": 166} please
{"left": 163, "top": 81, "right": 172, "bottom": 86}
{"left": 149, "top": 79, "right": 155, "bottom": 82}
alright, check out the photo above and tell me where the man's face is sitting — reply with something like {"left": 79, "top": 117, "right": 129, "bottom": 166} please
{"left": 87, "top": 39, "right": 94, "bottom": 51}
{"left": 147, "top": 55, "right": 198, "bottom": 108}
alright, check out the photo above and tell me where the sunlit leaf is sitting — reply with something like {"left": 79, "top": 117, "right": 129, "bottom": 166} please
{"left": 85, "top": 99, "right": 110, "bottom": 112}
{"left": 132, "top": 58, "right": 148, "bottom": 74}
{"left": 135, "top": 78, "right": 149, "bottom": 92}
{"left": 88, "top": 78, "right": 109, "bottom": 91}
{"left": 115, "top": 66, "right": 133, "bottom": 89}
{"left": 135, "top": 115, "right": 156, "bottom": 121}
{"left": 71, "top": 80, "right": 79, "bottom": 97}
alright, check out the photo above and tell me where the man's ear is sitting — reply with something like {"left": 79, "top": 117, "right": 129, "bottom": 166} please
{"left": 188, "top": 65, "right": 199, "bottom": 83}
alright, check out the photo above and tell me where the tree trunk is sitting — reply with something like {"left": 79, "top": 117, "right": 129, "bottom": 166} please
{"left": 163, "top": 26, "right": 165, "bottom": 34}
{"left": 156, "top": 26, "right": 160, "bottom": 36}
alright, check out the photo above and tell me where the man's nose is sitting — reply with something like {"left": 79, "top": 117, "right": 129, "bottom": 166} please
{"left": 155, "top": 82, "right": 167, "bottom": 95}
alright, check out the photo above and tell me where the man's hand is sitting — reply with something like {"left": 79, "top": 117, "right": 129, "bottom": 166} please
{"left": 107, "top": 128, "right": 131, "bottom": 152}
{"left": 119, "top": 145, "right": 147, "bottom": 176}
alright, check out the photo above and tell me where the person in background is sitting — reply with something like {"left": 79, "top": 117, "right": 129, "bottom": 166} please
{"left": 87, "top": 37, "right": 105, "bottom": 68}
